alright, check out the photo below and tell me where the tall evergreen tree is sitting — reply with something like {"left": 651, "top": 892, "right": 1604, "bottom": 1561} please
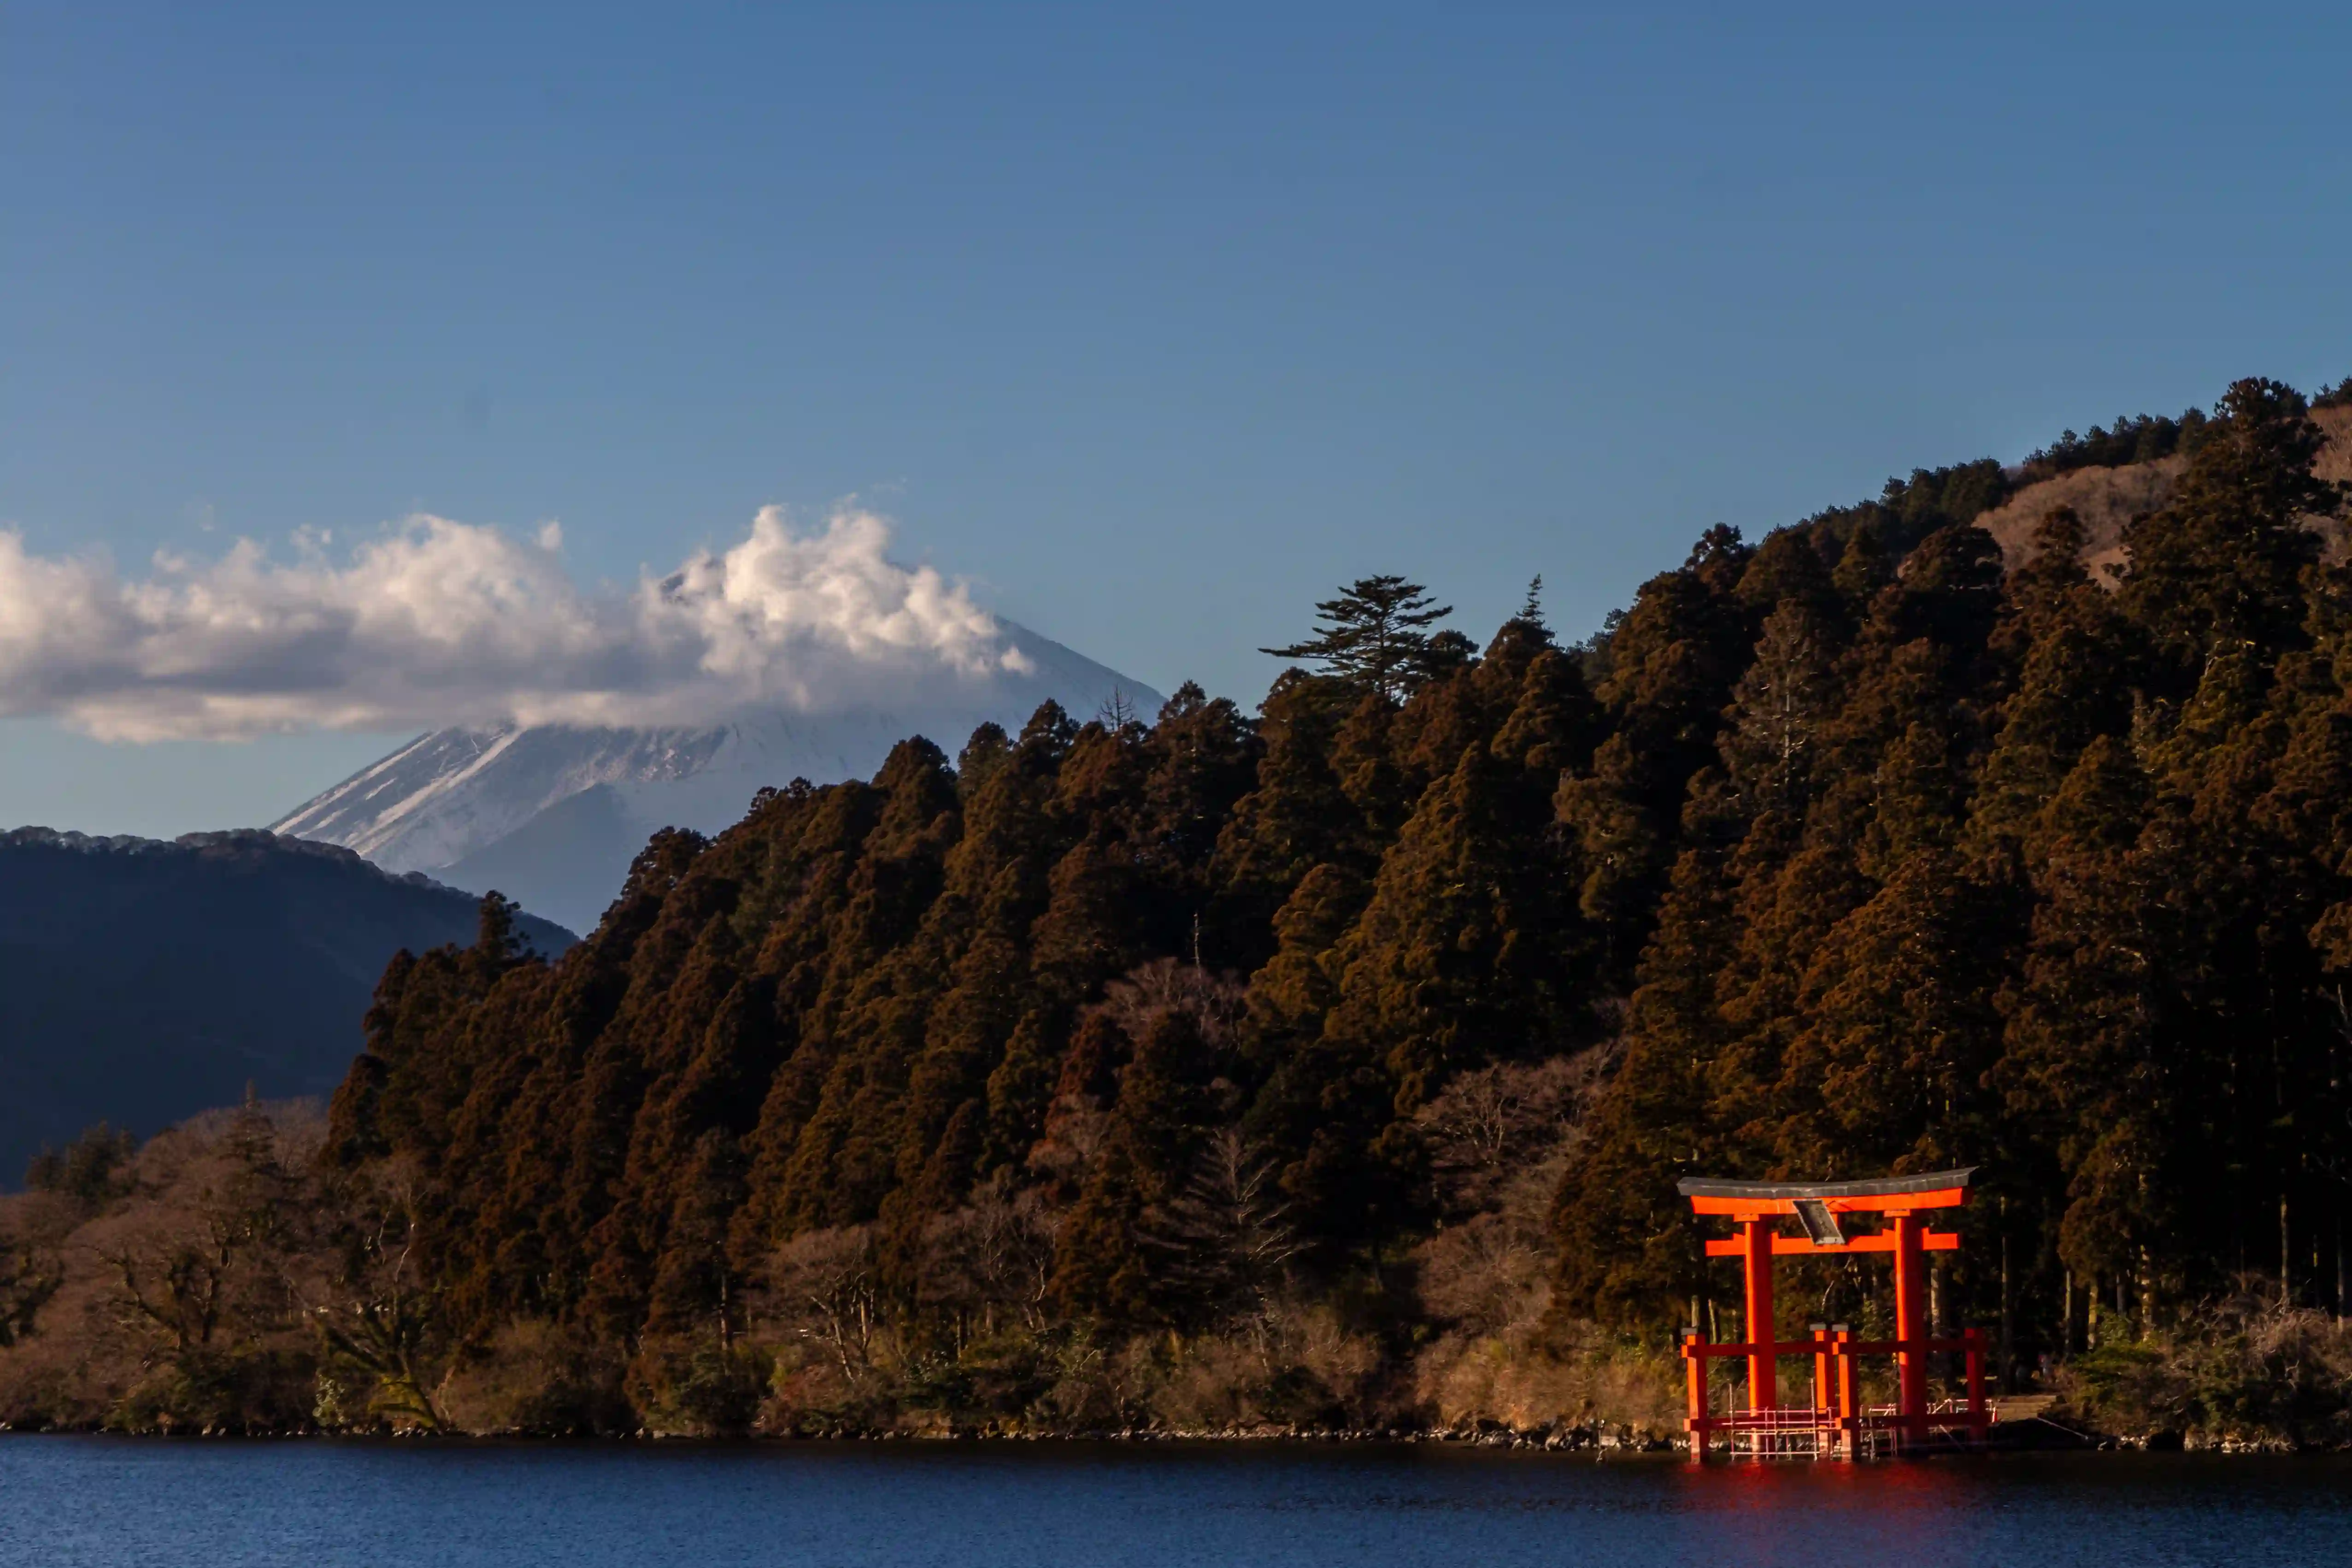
{"left": 2120, "top": 378, "right": 2341, "bottom": 678}
{"left": 1260, "top": 576, "right": 1456, "bottom": 702}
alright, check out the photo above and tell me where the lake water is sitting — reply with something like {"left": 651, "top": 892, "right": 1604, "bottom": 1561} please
{"left": 2, "top": 1439, "right": 2347, "bottom": 1568}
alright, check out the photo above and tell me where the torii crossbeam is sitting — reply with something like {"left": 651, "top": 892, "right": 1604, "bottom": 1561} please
{"left": 1676, "top": 1168, "right": 1989, "bottom": 1457}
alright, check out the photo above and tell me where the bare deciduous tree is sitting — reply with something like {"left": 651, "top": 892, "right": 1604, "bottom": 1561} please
{"left": 768, "top": 1226, "right": 887, "bottom": 1385}
{"left": 1417, "top": 1047, "right": 1615, "bottom": 1214}
{"left": 920, "top": 1174, "right": 1059, "bottom": 1341}
{"left": 1096, "top": 959, "right": 1248, "bottom": 1050}
{"left": 91, "top": 1101, "right": 314, "bottom": 1357}
{"left": 306, "top": 1167, "right": 450, "bottom": 1430}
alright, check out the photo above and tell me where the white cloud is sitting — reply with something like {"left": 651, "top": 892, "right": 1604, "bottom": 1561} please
{"left": 0, "top": 506, "right": 1034, "bottom": 741}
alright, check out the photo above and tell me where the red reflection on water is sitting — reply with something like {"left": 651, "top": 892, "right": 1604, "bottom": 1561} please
{"left": 1658, "top": 1454, "right": 1993, "bottom": 1563}
{"left": 1672, "top": 1453, "right": 1981, "bottom": 1508}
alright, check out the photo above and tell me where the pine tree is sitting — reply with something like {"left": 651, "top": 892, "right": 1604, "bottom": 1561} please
{"left": 1213, "top": 671, "right": 1364, "bottom": 950}
{"left": 2120, "top": 378, "right": 2340, "bottom": 678}
{"left": 1719, "top": 603, "right": 1839, "bottom": 817}
{"left": 1260, "top": 576, "right": 1456, "bottom": 702}
{"left": 1994, "top": 736, "right": 2172, "bottom": 1311}
{"left": 1551, "top": 839, "right": 1741, "bottom": 1325}
{"left": 1553, "top": 529, "right": 1755, "bottom": 979}
{"left": 1775, "top": 847, "right": 2005, "bottom": 1180}
{"left": 1320, "top": 743, "right": 1569, "bottom": 1121}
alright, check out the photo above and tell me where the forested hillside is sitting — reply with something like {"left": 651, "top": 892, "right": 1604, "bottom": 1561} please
{"left": 0, "top": 830, "right": 572, "bottom": 1183}
{"left": 9, "top": 376, "right": 2352, "bottom": 1442}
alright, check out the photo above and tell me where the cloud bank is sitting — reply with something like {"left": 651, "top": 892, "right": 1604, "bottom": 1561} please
{"left": 0, "top": 507, "right": 1033, "bottom": 741}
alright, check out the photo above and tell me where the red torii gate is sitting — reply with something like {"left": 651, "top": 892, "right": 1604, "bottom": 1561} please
{"left": 1676, "top": 1168, "right": 1989, "bottom": 1456}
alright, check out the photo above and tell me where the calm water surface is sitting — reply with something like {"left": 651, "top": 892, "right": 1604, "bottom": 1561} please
{"left": 2, "top": 1438, "right": 2347, "bottom": 1568}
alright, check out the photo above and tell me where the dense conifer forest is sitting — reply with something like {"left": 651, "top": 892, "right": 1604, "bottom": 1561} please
{"left": 11, "top": 376, "right": 2352, "bottom": 1445}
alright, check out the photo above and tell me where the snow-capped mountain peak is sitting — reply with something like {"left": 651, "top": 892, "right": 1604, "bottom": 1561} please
{"left": 270, "top": 623, "right": 1161, "bottom": 931}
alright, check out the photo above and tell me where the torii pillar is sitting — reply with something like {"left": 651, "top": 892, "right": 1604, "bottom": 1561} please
{"left": 1740, "top": 1204, "right": 1776, "bottom": 1410}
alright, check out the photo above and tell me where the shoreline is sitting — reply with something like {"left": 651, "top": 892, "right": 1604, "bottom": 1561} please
{"left": 0, "top": 1417, "right": 2300, "bottom": 1453}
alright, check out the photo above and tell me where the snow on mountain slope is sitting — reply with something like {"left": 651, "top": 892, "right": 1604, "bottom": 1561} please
{"left": 269, "top": 724, "right": 732, "bottom": 873}
{"left": 270, "top": 623, "right": 1162, "bottom": 930}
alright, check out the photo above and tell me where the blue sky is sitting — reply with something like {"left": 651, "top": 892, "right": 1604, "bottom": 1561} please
{"left": 3, "top": 3, "right": 2349, "bottom": 834}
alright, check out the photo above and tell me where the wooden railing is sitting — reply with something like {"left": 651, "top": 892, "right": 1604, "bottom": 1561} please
{"left": 1679, "top": 1323, "right": 1991, "bottom": 1457}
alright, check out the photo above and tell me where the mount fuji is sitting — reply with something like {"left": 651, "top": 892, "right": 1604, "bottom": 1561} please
{"left": 270, "top": 623, "right": 1161, "bottom": 934}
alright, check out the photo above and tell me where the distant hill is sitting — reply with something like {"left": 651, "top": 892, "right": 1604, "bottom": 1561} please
{"left": 0, "top": 828, "right": 572, "bottom": 1184}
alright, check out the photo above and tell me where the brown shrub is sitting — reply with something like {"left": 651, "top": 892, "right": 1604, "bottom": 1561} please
{"left": 2060, "top": 1286, "right": 2352, "bottom": 1450}
{"left": 439, "top": 1319, "right": 631, "bottom": 1435}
